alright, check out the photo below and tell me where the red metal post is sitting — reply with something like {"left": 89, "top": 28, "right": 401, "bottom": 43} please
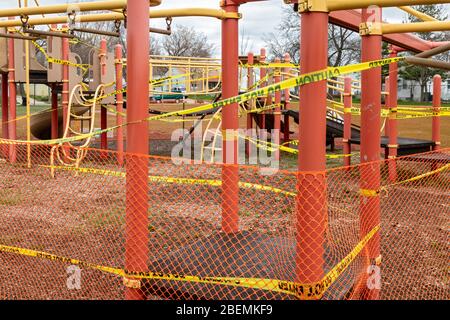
{"left": 246, "top": 52, "right": 254, "bottom": 158}
{"left": 100, "top": 39, "right": 108, "bottom": 151}
{"left": 1, "top": 73, "right": 8, "bottom": 157}
{"left": 259, "top": 48, "right": 266, "bottom": 131}
{"left": 432, "top": 74, "right": 441, "bottom": 151}
{"left": 296, "top": 10, "right": 328, "bottom": 292}
{"left": 343, "top": 77, "right": 352, "bottom": 167}
{"left": 384, "top": 76, "right": 390, "bottom": 138}
{"left": 50, "top": 23, "right": 59, "bottom": 141}
{"left": 388, "top": 50, "right": 399, "bottom": 182}
{"left": 283, "top": 53, "right": 291, "bottom": 144}
{"left": 273, "top": 58, "right": 281, "bottom": 161}
{"left": 62, "top": 37, "right": 69, "bottom": 135}
{"left": 7, "top": 23, "right": 16, "bottom": 163}
{"left": 115, "top": 44, "right": 124, "bottom": 165}
{"left": 51, "top": 84, "right": 58, "bottom": 140}
{"left": 360, "top": 7, "right": 382, "bottom": 300}
{"left": 125, "top": 0, "right": 150, "bottom": 300}
{"left": 221, "top": 0, "right": 240, "bottom": 233}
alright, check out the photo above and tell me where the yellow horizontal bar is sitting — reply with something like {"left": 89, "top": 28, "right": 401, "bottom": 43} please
{"left": 0, "top": 0, "right": 128, "bottom": 18}
{"left": 398, "top": 6, "right": 438, "bottom": 22}
{"left": 0, "top": 8, "right": 239, "bottom": 28}
{"left": 149, "top": 8, "right": 241, "bottom": 20}
{"left": 327, "top": 0, "right": 450, "bottom": 11}
{"left": 150, "top": 55, "right": 220, "bottom": 62}
{"left": 382, "top": 21, "right": 450, "bottom": 34}
{"left": 327, "top": 85, "right": 344, "bottom": 92}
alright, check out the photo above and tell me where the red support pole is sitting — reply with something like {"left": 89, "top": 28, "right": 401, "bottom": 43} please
{"left": 432, "top": 74, "right": 441, "bottom": 151}
{"left": 62, "top": 37, "right": 69, "bottom": 136}
{"left": 273, "top": 58, "right": 281, "bottom": 162}
{"left": 388, "top": 50, "right": 399, "bottom": 182}
{"left": 50, "top": 23, "right": 59, "bottom": 141}
{"left": 51, "top": 84, "right": 58, "bottom": 140}
{"left": 343, "top": 77, "right": 352, "bottom": 168}
{"left": 384, "top": 76, "right": 390, "bottom": 138}
{"left": 100, "top": 39, "right": 108, "bottom": 151}
{"left": 1, "top": 73, "right": 8, "bottom": 157}
{"left": 221, "top": 1, "right": 239, "bottom": 234}
{"left": 360, "top": 7, "right": 382, "bottom": 300}
{"left": 283, "top": 53, "right": 291, "bottom": 144}
{"left": 246, "top": 52, "right": 254, "bottom": 158}
{"left": 7, "top": 22, "right": 17, "bottom": 163}
{"left": 259, "top": 48, "right": 266, "bottom": 131}
{"left": 115, "top": 44, "right": 124, "bottom": 166}
{"left": 124, "top": 0, "right": 150, "bottom": 300}
{"left": 296, "top": 10, "right": 328, "bottom": 293}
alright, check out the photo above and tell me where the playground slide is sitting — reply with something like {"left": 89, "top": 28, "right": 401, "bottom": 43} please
{"left": 254, "top": 110, "right": 361, "bottom": 146}
{"left": 30, "top": 105, "right": 91, "bottom": 140}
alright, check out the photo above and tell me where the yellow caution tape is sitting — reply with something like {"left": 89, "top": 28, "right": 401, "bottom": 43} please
{"left": 241, "top": 62, "right": 299, "bottom": 69}
{"left": 31, "top": 39, "right": 90, "bottom": 73}
{"left": 145, "top": 57, "right": 405, "bottom": 122}
{"left": 360, "top": 189, "right": 380, "bottom": 197}
{"left": 244, "top": 134, "right": 357, "bottom": 159}
{"left": 41, "top": 165, "right": 297, "bottom": 197}
{"left": 0, "top": 57, "right": 405, "bottom": 146}
{"left": 0, "top": 124, "right": 124, "bottom": 146}
{"left": 381, "top": 163, "right": 450, "bottom": 190}
{"left": 0, "top": 225, "right": 380, "bottom": 300}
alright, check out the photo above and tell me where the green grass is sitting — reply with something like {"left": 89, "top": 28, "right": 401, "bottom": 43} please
{"left": 0, "top": 189, "right": 23, "bottom": 206}
{"left": 85, "top": 207, "right": 124, "bottom": 228}
{"left": 397, "top": 101, "right": 450, "bottom": 107}
{"left": 352, "top": 99, "right": 450, "bottom": 107}
{"left": 280, "top": 149, "right": 347, "bottom": 171}
{"left": 0, "top": 104, "right": 51, "bottom": 118}
{"left": 0, "top": 235, "right": 22, "bottom": 246}
{"left": 188, "top": 94, "right": 217, "bottom": 102}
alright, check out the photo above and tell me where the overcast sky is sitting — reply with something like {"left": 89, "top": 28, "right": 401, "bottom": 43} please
{"left": 1, "top": 0, "right": 449, "bottom": 56}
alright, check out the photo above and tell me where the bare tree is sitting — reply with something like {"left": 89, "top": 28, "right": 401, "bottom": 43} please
{"left": 240, "top": 27, "right": 254, "bottom": 56}
{"left": 328, "top": 24, "right": 360, "bottom": 67}
{"left": 263, "top": 6, "right": 360, "bottom": 65}
{"left": 399, "top": 5, "right": 450, "bottom": 102}
{"left": 162, "top": 25, "right": 215, "bottom": 58}
{"left": 262, "top": 7, "right": 300, "bottom": 63}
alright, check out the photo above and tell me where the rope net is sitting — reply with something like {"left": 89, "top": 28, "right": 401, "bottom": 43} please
{"left": 0, "top": 142, "right": 448, "bottom": 300}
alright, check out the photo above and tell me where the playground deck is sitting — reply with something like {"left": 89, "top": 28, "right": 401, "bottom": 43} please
{"left": 350, "top": 136, "right": 436, "bottom": 156}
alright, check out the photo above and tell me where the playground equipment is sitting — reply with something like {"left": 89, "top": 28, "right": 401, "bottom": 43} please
{"left": 0, "top": 0, "right": 449, "bottom": 301}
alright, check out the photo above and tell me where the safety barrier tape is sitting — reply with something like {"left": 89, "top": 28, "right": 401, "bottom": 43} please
{"left": 145, "top": 57, "right": 405, "bottom": 122}
{"left": 30, "top": 39, "right": 90, "bottom": 73}
{"left": 244, "top": 134, "right": 357, "bottom": 159}
{"left": 90, "top": 69, "right": 222, "bottom": 103}
{"left": 247, "top": 73, "right": 272, "bottom": 91}
{"left": 244, "top": 103, "right": 281, "bottom": 114}
{"left": 0, "top": 225, "right": 379, "bottom": 300}
{"left": 329, "top": 103, "right": 450, "bottom": 118}
{"left": 3, "top": 105, "right": 68, "bottom": 125}
{"left": 380, "top": 163, "right": 450, "bottom": 191}
{"left": 0, "top": 124, "right": 124, "bottom": 146}
{"left": 41, "top": 165, "right": 297, "bottom": 197}
{"left": 0, "top": 57, "right": 405, "bottom": 146}
{"left": 153, "top": 74, "right": 221, "bottom": 89}
{"left": 241, "top": 62, "right": 299, "bottom": 69}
